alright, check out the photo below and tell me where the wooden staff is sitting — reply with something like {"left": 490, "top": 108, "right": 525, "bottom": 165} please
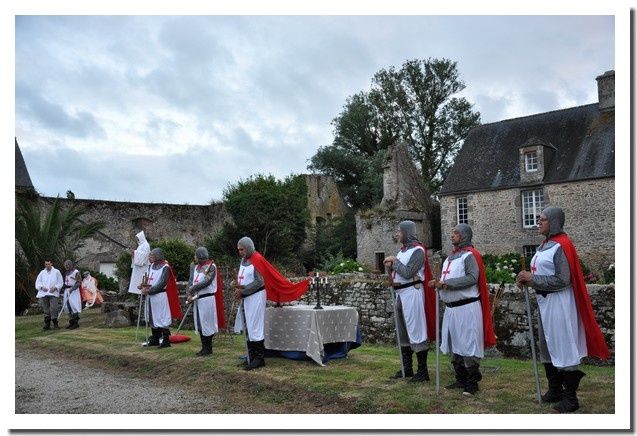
{"left": 135, "top": 272, "right": 148, "bottom": 343}
{"left": 520, "top": 256, "right": 542, "bottom": 404}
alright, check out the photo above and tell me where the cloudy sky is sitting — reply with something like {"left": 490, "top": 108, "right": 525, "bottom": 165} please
{"left": 15, "top": 15, "right": 614, "bottom": 204}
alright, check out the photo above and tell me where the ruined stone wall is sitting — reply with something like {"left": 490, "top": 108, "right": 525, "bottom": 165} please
{"left": 439, "top": 178, "right": 614, "bottom": 274}
{"left": 304, "top": 174, "right": 349, "bottom": 224}
{"left": 38, "top": 196, "right": 230, "bottom": 271}
{"left": 297, "top": 273, "right": 615, "bottom": 361}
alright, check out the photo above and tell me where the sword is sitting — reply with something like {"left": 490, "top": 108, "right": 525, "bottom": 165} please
{"left": 520, "top": 256, "right": 542, "bottom": 404}
{"left": 175, "top": 297, "right": 196, "bottom": 335}
{"left": 387, "top": 264, "right": 405, "bottom": 379}
{"left": 57, "top": 286, "right": 69, "bottom": 319}
{"left": 240, "top": 299, "right": 251, "bottom": 365}
{"left": 433, "top": 257, "right": 441, "bottom": 396}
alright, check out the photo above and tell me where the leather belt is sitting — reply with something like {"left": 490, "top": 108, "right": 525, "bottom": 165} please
{"left": 445, "top": 296, "right": 480, "bottom": 308}
{"left": 392, "top": 280, "right": 422, "bottom": 290}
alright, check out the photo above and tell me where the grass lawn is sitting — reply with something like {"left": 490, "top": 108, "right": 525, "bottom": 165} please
{"left": 15, "top": 308, "right": 615, "bottom": 414}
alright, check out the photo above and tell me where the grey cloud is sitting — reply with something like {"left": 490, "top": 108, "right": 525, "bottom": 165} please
{"left": 16, "top": 83, "right": 106, "bottom": 139}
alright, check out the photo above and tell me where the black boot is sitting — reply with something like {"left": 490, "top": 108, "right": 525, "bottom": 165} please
{"left": 237, "top": 341, "right": 253, "bottom": 367}
{"left": 159, "top": 329, "right": 171, "bottom": 348}
{"left": 553, "top": 370, "right": 585, "bottom": 413}
{"left": 196, "top": 335, "right": 206, "bottom": 356}
{"left": 144, "top": 328, "right": 161, "bottom": 346}
{"left": 43, "top": 316, "right": 51, "bottom": 331}
{"left": 410, "top": 350, "right": 430, "bottom": 382}
{"left": 446, "top": 360, "right": 467, "bottom": 390}
{"left": 52, "top": 318, "right": 59, "bottom": 329}
{"left": 542, "top": 363, "right": 565, "bottom": 403}
{"left": 198, "top": 335, "right": 213, "bottom": 357}
{"left": 244, "top": 340, "right": 266, "bottom": 370}
{"left": 390, "top": 346, "right": 414, "bottom": 379}
{"left": 462, "top": 365, "right": 482, "bottom": 396}
{"left": 68, "top": 314, "right": 79, "bottom": 330}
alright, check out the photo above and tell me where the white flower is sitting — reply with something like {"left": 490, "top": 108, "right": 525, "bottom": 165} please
{"left": 608, "top": 263, "right": 615, "bottom": 270}
{"left": 358, "top": 267, "right": 363, "bottom": 271}
{"left": 340, "top": 262, "right": 345, "bottom": 266}
{"left": 511, "top": 259, "right": 517, "bottom": 264}
{"left": 496, "top": 267, "right": 501, "bottom": 271}
{"left": 511, "top": 273, "right": 516, "bottom": 278}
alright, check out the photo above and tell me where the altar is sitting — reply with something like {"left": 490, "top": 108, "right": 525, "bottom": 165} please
{"left": 264, "top": 304, "right": 361, "bottom": 366}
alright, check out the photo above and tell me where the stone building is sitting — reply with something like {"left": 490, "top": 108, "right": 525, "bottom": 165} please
{"left": 356, "top": 141, "right": 433, "bottom": 272}
{"left": 438, "top": 71, "right": 615, "bottom": 273}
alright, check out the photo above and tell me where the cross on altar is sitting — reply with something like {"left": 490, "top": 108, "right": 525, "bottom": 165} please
{"left": 441, "top": 260, "right": 453, "bottom": 281}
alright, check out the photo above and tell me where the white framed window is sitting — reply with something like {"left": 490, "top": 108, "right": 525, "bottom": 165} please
{"left": 523, "top": 245, "right": 537, "bottom": 260}
{"left": 456, "top": 197, "right": 468, "bottom": 224}
{"left": 522, "top": 189, "right": 544, "bottom": 228}
{"left": 525, "top": 151, "right": 538, "bottom": 172}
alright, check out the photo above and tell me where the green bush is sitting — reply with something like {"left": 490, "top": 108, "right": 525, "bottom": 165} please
{"left": 114, "top": 251, "right": 132, "bottom": 281}
{"left": 481, "top": 253, "right": 523, "bottom": 284}
{"left": 320, "top": 253, "right": 367, "bottom": 274}
{"left": 152, "top": 239, "right": 196, "bottom": 281}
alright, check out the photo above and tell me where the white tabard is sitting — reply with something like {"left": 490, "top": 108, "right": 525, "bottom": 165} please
{"left": 531, "top": 243, "right": 587, "bottom": 368}
{"left": 144, "top": 264, "right": 172, "bottom": 328}
{"left": 234, "top": 262, "right": 265, "bottom": 341}
{"left": 35, "top": 268, "right": 63, "bottom": 299}
{"left": 61, "top": 269, "right": 82, "bottom": 314}
{"left": 392, "top": 246, "right": 428, "bottom": 343}
{"left": 192, "top": 263, "right": 218, "bottom": 337}
{"left": 439, "top": 251, "right": 484, "bottom": 358}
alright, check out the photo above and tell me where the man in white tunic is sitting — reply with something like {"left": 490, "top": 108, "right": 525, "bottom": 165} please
{"left": 233, "top": 237, "right": 267, "bottom": 371}
{"left": 516, "top": 206, "right": 609, "bottom": 413}
{"left": 383, "top": 220, "right": 433, "bottom": 382}
{"left": 430, "top": 224, "right": 494, "bottom": 396}
{"left": 141, "top": 248, "right": 178, "bottom": 348}
{"left": 188, "top": 247, "right": 218, "bottom": 357}
{"left": 128, "top": 230, "right": 150, "bottom": 294}
{"left": 34, "top": 259, "right": 64, "bottom": 330}
{"left": 61, "top": 260, "right": 82, "bottom": 329}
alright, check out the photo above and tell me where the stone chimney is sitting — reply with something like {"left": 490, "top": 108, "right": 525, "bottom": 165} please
{"left": 596, "top": 70, "right": 614, "bottom": 112}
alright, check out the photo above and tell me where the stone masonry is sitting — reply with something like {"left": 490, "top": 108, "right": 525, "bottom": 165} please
{"left": 439, "top": 178, "right": 615, "bottom": 274}
{"left": 298, "top": 273, "right": 615, "bottom": 361}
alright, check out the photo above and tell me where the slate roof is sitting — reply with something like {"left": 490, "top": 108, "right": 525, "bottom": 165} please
{"left": 439, "top": 103, "right": 614, "bottom": 195}
{"left": 15, "top": 138, "right": 34, "bottom": 190}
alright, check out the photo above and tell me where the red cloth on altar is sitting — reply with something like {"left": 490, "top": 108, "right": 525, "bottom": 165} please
{"left": 550, "top": 233, "right": 610, "bottom": 360}
{"left": 249, "top": 251, "right": 309, "bottom": 304}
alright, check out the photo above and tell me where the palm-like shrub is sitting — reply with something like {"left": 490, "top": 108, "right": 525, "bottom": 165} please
{"left": 15, "top": 196, "right": 104, "bottom": 314}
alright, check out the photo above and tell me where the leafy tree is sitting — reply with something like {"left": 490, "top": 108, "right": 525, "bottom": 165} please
{"left": 301, "top": 210, "right": 357, "bottom": 271}
{"left": 208, "top": 174, "right": 309, "bottom": 263}
{"left": 152, "top": 239, "right": 196, "bottom": 282}
{"left": 15, "top": 196, "right": 104, "bottom": 314}
{"left": 309, "top": 58, "right": 480, "bottom": 206}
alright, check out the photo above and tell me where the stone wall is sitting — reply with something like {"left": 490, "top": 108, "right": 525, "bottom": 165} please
{"left": 439, "top": 178, "right": 615, "bottom": 274}
{"left": 38, "top": 196, "right": 230, "bottom": 272}
{"left": 297, "top": 273, "right": 615, "bottom": 361}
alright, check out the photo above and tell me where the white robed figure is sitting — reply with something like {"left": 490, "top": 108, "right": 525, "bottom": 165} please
{"left": 128, "top": 230, "right": 150, "bottom": 294}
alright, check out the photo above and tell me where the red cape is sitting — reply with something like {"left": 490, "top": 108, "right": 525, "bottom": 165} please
{"left": 248, "top": 251, "right": 309, "bottom": 304}
{"left": 550, "top": 234, "right": 610, "bottom": 360}
{"left": 459, "top": 247, "right": 497, "bottom": 348}
{"left": 157, "top": 261, "right": 182, "bottom": 320}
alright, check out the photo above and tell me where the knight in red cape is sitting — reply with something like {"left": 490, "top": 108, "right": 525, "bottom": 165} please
{"left": 187, "top": 247, "right": 225, "bottom": 357}
{"left": 429, "top": 223, "right": 496, "bottom": 397}
{"left": 233, "top": 236, "right": 309, "bottom": 371}
{"left": 383, "top": 220, "right": 435, "bottom": 383}
{"left": 516, "top": 206, "right": 609, "bottom": 413}
{"left": 140, "top": 248, "right": 182, "bottom": 349}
